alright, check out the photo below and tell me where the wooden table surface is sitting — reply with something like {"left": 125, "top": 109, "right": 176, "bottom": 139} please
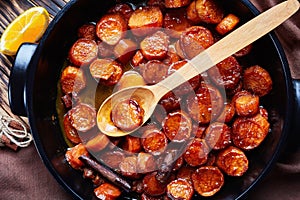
{"left": 0, "top": 0, "right": 70, "bottom": 125}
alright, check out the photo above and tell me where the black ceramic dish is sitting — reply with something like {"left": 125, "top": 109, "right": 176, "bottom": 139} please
{"left": 8, "top": 0, "right": 300, "bottom": 199}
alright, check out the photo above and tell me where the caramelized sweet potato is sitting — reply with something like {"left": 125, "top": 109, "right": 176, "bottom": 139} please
{"left": 143, "top": 172, "right": 167, "bottom": 196}
{"left": 216, "top": 13, "right": 240, "bottom": 35}
{"left": 243, "top": 65, "right": 273, "bottom": 97}
{"left": 68, "top": 103, "right": 96, "bottom": 132}
{"left": 186, "top": 83, "right": 224, "bottom": 124}
{"left": 69, "top": 38, "right": 98, "bottom": 66}
{"left": 63, "top": 113, "right": 81, "bottom": 144}
{"left": 142, "top": 127, "right": 168, "bottom": 156}
{"left": 208, "top": 56, "right": 242, "bottom": 90}
{"left": 191, "top": 166, "right": 224, "bottom": 197}
{"left": 163, "top": 8, "right": 192, "bottom": 38}
{"left": 128, "top": 6, "right": 163, "bottom": 36}
{"left": 99, "top": 60, "right": 123, "bottom": 86}
{"left": 176, "top": 165, "right": 196, "bottom": 184}
{"left": 65, "top": 143, "right": 89, "bottom": 169}
{"left": 108, "top": 3, "right": 133, "bottom": 22}
{"left": 94, "top": 183, "right": 122, "bottom": 200}
{"left": 111, "top": 99, "right": 145, "bottom": 131}
{"left": 85, "top": 133, "right": 110, "bottom": 152}
{"left": 159, "top": 91, "right": 181, "bottom": 112}
{"left": 232, "top": 90, "right": 260, "bottom": 117}
{"left": 180, "top": 26, "right": 214, "bottom": 59}
{"left": 162, "top": 110, "right": 192, "bottom": 143}
{"left": 165, "top": 0, "right": 191, "bottom": 8}
{"left": 203, "top": 122, "right": 231, "bottom": 150}
{"left": 186, "top": 1, "right": 202, "bottom": 24}
{"left": 122, "top": 135, "right": 142, "bottom": 153}
{"left": 89, "top": 58, "right": 116, "bottom": 81}
{"left": 216, "top": 101, "right": 236, "bottom": 123}
{"left": 232, "top": 113, "right": 270, "bottom": 150}
{"left": 216, "top": 146, "right": 249, "bottom": 176}
{"left": 96, "top": 13, "right": 127, "bottom": 45}
{"left": 140, "top": 31, "right": 169, "bottom": 60}
{"left": 183, "top": 138, "right": 209, "bottom": 167}
{"left": 195, "top": 0, "right": 224, "bottom": 24}
{"left": 77, "top": 23, "right": 96, "bottom": 40}
{"left": 114, "top": 39, "right": 137, "bottom": 64}
{"left": 140, "top": 60, "right": 169, "bottom": 85}
{"left": 167, "top": 179, "right": 194, "bottom": 200}
{"left": 119, "top": 155, "right": 141, "bottom": 179}
{"left": 131, "top": 50, "right": 146, "bottom": 67}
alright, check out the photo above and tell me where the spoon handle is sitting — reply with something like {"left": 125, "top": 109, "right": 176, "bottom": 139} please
{"left": 152, "top": 0, "right": 299, "bottom": 99}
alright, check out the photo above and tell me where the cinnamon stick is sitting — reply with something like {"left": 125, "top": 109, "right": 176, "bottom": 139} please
{"left": 1, "top": 134, "right": 18, "bottom": 151}
{"left": 8, "top": 120, "right": 30, "bottom": 132}
{"left": 79, "top": 155, "right": 131, "bottom": 192}
{"left": 0, "top": 119, "right": 30, "bottom": 151}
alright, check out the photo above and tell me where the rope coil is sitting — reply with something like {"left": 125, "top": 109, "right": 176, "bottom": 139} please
{"left": 0, "top": 115, "right": 32, "bottom": 148}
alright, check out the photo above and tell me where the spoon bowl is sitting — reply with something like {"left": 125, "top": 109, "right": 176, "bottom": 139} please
{"left": 97, "top": 86, "right": 157, "bottom": 137}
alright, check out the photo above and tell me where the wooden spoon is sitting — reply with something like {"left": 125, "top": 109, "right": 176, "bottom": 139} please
{"left": 97, "top": 0, "right": 299, "bottom": 137}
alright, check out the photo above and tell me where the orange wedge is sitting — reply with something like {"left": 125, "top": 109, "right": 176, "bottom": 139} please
{"left": 0, "top": 7, "right": 49, "bottom": 55}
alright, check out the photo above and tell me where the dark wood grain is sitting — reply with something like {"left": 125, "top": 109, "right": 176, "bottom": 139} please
{"left": 0, "top": 0, "right": 69, "bottom": 126}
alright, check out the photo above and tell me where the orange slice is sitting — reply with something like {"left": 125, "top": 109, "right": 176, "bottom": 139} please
{"left": 0, "top": 7, "right": 49, "bottom": 55}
